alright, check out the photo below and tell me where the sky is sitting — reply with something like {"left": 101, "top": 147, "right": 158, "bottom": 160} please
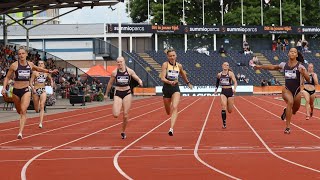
{"left": 59, "top": 3, "right": 132, "bottom": 24}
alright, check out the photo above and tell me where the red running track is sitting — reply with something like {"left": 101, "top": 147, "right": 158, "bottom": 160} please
{"left": 0, "top": 96, "right": 320, "bottom": 180}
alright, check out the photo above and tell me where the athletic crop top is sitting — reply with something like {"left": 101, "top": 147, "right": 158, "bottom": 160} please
{"left": 14, "top": 62, "right": 32, "bottom": 81}
{"left": 165, "top": 61, "right": 180, "bottom": 81}
{"left": 305, "top": 73, "right": 315, "bottom": 85}
{"left": 115, "top": 68, "right": 131, "bottom": 87}
{"left": 279, "top": 62, "right": 305, "bottom": 89}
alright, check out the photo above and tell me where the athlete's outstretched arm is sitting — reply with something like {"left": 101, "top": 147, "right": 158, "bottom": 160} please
{"left": 254, "top": 64, "right": 282, "bottom": 70}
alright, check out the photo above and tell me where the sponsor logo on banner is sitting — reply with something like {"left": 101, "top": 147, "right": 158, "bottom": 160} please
{"left": 155, "top": 86, "right": 253, "bottom": 96}
{"left": 151, "top": 25, "right": 180, "bottom": 33}
{"left": 264, "top": 26, "right": 293, "bottom": 34}
{"left": 106, "top": 24, "right": 320, "bottom": 35}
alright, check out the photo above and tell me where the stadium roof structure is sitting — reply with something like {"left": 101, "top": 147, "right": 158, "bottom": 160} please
{"left": 0, "top": 0, "right": 121, "bottom": 15}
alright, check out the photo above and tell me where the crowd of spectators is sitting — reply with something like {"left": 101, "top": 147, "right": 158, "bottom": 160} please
{"left": 0, "top": 44, "right": 105, "bottom": 103}
{"left": 261, "top": 78, "right": 281, "bottom": 86}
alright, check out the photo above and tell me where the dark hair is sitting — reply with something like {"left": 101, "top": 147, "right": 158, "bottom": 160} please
{"left": 166, "top": 49, "right": 176, "bottom": 54}
{"left": 297, "top": 51, "right": 304, "bottom": 63}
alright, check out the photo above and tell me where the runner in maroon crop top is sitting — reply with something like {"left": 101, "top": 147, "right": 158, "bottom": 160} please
{"left": 104, "top": 56, "right": 143, "bottom": 139}
{"left": 1, "top": 47, "right": 58, "bottom": 139}
{"left": 253, "top": 48, "right": 310, "bottom": 134}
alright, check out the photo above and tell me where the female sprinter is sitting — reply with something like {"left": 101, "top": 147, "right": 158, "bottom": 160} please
{"left": 1, "top": 47, "right": 58, "bottom": 139}
{"left": 30, "top": 60, "right": 54, "bottom": 128}
{"left": 253, "top": 48, "right": 310, "bottom": 134}
{"left": 301, "top": 63, "right": 318, "bottom": 120}
{"left": 161, "top": 49, "right": 193, "bottom": 136}
{"left": 214, "top": 62, "right": 237, "bottom": 129}
{"left": 104, "top": 56, "right": 143, "bottom": 139}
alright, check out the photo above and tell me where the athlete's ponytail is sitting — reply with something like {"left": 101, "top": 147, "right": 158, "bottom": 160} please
{"left": 297, "top": 51, "right": 304, "bottom": 63}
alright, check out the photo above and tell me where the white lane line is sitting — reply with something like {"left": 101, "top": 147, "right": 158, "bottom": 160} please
{"left": 0, "top": 100, "right": 163, "bottom": 146}
{"left": 251, "top": 98, "right": 320, "bottom": 139}
{"left": 194, "top": 97, "right": 241, "bottom": 179}
{"left": 113, "top": 98, "right": 201, "bottom": 180}
{"left": 20, "top": 101, "right": 167, "bottom": 180}
{"left": 247, "top": 97, "right": 320, "bottom": 139}
{"left": 0, "top": 98, "right": 157, "bottom": 132}
{"left": 235, "top": 99, "right": 320, "bottom": 173}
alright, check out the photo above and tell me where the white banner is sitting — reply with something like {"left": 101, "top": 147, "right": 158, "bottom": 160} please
{"left": 156, "top": 85, "right": 253, "bottom": 96}
{"left": 156, "top": 85, "right": 253, "bottom": 93}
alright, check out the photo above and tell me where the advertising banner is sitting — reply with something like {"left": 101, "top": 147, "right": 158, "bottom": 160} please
{"left": 155, "top": 86, "right": 253, "bottom": 96}
{"left": 106, "top": 24, "right": 320, "bottom": 35}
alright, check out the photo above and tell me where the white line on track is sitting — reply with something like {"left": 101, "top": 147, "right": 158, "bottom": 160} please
{"left": 0, "top": 98, "right": 158, "bottom": 132}
{"left": 0, "top": 100, "right": 163, "bottom": 146}
{"left": 246, "top": 97, "right": 320, "bottom": 140}
{"left": 5, "top": 149, "right": 320, "bottom": 163}
{"left": 20, "top": 100, "right": 167, "bottom": 180}
{"left": 235, "top": 98, "right": 320, "bottom": 173}
{"left": 193, "top": 97, "right": 241, "bottom": 180}
{"left": 113, "top": 98, "right": 201, "bottom": 180}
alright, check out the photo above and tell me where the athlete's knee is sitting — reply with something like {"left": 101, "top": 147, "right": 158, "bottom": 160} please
{"left": 171, "top": 104, "right": 178, "bottom": 111}
{"left": 287, "top": 101, "right": 294, "bottom": 108}
{"left": 305, "top": 99, "right": 310, "bottom": 104}
{"left": 123, "top": 112, "right": 129, "bottom": 119}
{"left": 113, "top": 112, "right": 120, "bottom": 118}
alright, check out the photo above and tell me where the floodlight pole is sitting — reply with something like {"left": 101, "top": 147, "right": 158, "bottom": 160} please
{"left": 3, "top": 14, "right": 8, "bottom": 45}
{"left": 118, "top": 4, "right": 122, "bottom": 57}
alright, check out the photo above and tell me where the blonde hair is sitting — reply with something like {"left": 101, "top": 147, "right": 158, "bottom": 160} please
{"left": 165, "top": 49, "right": 176, "bottom": 55}
{"left": 18, "top": 46, "right": 28, "bottom": 53}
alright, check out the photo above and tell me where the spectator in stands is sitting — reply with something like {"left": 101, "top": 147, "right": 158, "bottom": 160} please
{"left": 252, "top": 48, "right": 310, "bottom": 134}
{"left": 269, "top": 78, "right": 275, "bottom": 86}
{"left": 214, "top": 62, "right": 237, "bottom": 129}
{"left": 296, "top": 39, "right": 302, "bottom": 52}
{"left": 301, "top": 63, "right": 318, "bottom": 120}
{"left": 252, "top": 56, "right": 260, "bottom": 65}
{"left": 30, "top": 60, "right": 54, "bottom": 128}
{"left": 236, "top": 73, "right": 241, "bottom": 80}
{"left": 160, "top": 49, "right": 193, "bottom": 136}
{"left": 104, "top": 56, "right": 143, "bottom": 139}
{"left": 261, "top": 79, "right": 268, "bottom": 86}
{"left": 243, "top": 40, "right": 249, "bottom": 50}
{"left": 243, "top": 47, "right": 253, "bottom": 55}
{"left": 275, "top": 78, "right": 281, "bottom": 85}
{"left": 277, "top": 39, "right": 282, "bottom": 51}
{"left": 219, "top": 45, "right": 226, "bottom": 54}
{"left": 1, "top": 47, "right": 58, "bottom": 139}
{"left": 272, "top": 40, "right": 277, "bottom": 51}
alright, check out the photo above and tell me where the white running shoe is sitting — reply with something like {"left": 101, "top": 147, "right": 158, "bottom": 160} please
{"left": 17, "top": 133, "right": 23, "bottom": 139}
{"left": 39, "top": 123, "right": 43, "bottom": 128}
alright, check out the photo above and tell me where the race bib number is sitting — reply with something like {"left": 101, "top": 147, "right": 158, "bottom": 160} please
{"left": 220, "top": 78, "right": 230, "bottom": 85}
{"left": 285, "top": 70, "right": 297, "bottom": 79}
{"left": 167, "top": 70, "right": 179, "bottom": 80}
{"left": 18, "top": 70, "right": 31, "bottom": 80}
{"left": 117, "top": 76, "right": 129, "bottom": 84}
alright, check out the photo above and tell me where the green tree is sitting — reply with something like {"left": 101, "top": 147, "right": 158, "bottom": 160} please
{"left": 128, "top": 0, "right": 320, "bottom": 26}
